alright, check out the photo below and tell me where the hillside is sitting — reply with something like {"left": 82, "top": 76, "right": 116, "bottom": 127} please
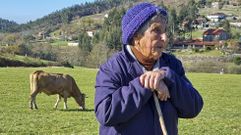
{"left": 0, "top": 0, "right": 189, "bottom": 34}
{"left": 3, "top": 0, "right": 136, "bottom": 34}
{"left": 0, "top": 0, "right": 240, "bottom": 69}
{"left": 33, "top": 0, "right": 190, "bottom": 44}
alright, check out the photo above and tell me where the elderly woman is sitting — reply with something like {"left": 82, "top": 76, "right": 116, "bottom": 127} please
{"left": 95, "top": 2, "right": 203, "bottom": 135}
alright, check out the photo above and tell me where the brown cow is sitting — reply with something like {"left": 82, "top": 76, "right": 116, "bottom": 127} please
{"left": 29, "top": 70, "right": 85, "bottom": 110}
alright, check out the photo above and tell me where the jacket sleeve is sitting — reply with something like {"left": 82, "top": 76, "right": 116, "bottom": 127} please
{"left": 95, "top": 61, "right": 152, "bottom": 126}
{"left": 162, "top": 61, "right": 203, "bottom": 118}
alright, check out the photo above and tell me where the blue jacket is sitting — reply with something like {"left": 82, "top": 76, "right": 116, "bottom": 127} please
{"left": 95, "top": 46, "right": 203, "bottom": 135}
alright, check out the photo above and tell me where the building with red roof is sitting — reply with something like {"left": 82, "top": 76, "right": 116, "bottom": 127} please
{"left": 203, "top": 29, "right": 229, "bottom": 41}
{"left": 173, "top": 39, "right": 220, "bottom": 49}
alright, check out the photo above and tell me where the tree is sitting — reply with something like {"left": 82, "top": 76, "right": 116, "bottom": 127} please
{"left": 169, "top": 8, "right": 178, "bottom": 33}
{"left": 228, "top": 39, "right": 240, "bottom": 53}
{"left": 233, "top": 56, "right": 241, "bottom": 65}
{"left": 31, "top": 43, "right": 56, "bottom": 61}
{"left": 23, "top": 35, "right": 35, "bottom": 42}
{"left": 187, "top": 0, "right": 198, "bottom": 21}
{"left": 232, "top": 32, "right": 240, "bottom": 40}
{"left": 99, "top": 6, "right": 125, "bottom": 51}
{"left": 222, "top": 20, "right": 231, "bottom": 34}
{"left": 0, "top": 18, "right": 19, "bottom": 32}
{"left": 167, "top": 8, "right": 178, "bottom": 47}
{"left": 78, "top": 31, "right": 92, "bottom": 52}
{"left": 17, "top": 44, "right": 32, "bottom": 56}
{"left": 3, "top": 34, "right": 18, "bottom": 45}
{"left": 86, "top": 43, "right": 108, "bottom": 68}
{"left": 3, "top": 45, "right": 19, "bottom": 55}
{"left": 178, "top": 0, "right": 198, "bottom": 40}
{"left": 106, "top": 27, "right": 122, "bottom": 50}
{"left": 178, "top": 5, "right": 189, "bottom": 24}
{"left": 77, "top": 31, "right": 92, "bottom": 65}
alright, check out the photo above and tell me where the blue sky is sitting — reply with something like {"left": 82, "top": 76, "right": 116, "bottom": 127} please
{"left": 0, "top": 0, "right": 95, "bottom": 24}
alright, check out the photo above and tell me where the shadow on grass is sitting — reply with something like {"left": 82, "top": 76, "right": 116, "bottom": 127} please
{"left": 59, "top": 108, "right": 94, "bottom": 112}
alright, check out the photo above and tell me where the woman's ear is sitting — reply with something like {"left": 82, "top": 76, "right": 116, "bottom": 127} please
{"left": 133, "top": 34, "right": 142, "bottom": 46}
{"left": 134, "top": 39, "right": 140, "bottom": 46}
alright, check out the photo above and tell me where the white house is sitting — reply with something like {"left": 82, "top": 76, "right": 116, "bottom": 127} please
{"left": 104, "top": 14, "right": 109, "bottom": 18}
{"left": 211, "top": 2, "right": 222, "bottom": 9}
{"left": 207, "top": 13, "right": 226, "bottom": 22}
{"left": 68, "top": 42, "right": 79, "bottom": 46}
{"left": 230, "top": 22, "right": 241, "bottom": 27}
{"left": 87, "top": 31, "right": 94, "bottom": 38}
{"left": 192, "top": 17, "right": 208, "bottom": 29}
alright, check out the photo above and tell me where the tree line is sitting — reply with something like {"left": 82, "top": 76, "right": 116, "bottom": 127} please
{"left": 0, "top": 18, "right": 19, "bottom": 32}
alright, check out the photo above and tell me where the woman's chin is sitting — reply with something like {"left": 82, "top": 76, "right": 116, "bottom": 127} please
{"left": 152, "top": 52, "right": 162, "bottom": 60}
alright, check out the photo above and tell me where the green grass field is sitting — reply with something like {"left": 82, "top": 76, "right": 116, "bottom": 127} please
{"left": 199, "top": 5, "right": 241, "bottom": 17}
{"left": 173, "top": 50, "right": 224, "bottom": 57}
{"left": 0, "top": 67, "right": 241, "bottom": 134}
{"left": 50, "top": 40, "right": 68, "bottom": 46}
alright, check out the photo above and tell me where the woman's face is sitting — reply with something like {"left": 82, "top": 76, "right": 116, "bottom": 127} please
{"left": 134, "top": 17, "right": 167, "bottom": 60}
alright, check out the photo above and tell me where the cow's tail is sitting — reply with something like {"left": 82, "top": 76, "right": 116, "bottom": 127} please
{"left": 29, "top": 72, "right": 35, "bottom": 94}
{"left": 30, "top": 70, "right": 43, "bottom": 94}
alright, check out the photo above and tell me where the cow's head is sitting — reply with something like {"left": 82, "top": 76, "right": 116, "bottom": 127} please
{"left": 79, "top": 93, "right": 86, "bottom": 110}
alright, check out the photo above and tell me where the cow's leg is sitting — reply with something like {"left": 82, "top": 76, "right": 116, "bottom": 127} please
{"left": 54, "top": 95, "right": 61, "bottom": 109}
{"left": 30, "top": 91, "right": 38, "bottom": 109}
{"left": 63, "top": 92, "right": 68, "bottom": 109}
{"left": 33, "top": 96, "right": 38, "bottom": 109}
{"left": 63, "top": 97, "right": 68, "bottom": 109}
{"left": 29, "top": 96, "right": 33, "bottom": 109}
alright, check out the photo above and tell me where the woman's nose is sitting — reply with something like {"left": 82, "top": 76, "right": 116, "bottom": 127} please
{"left": 159, "top": 33, "right": 166, "bottom": 41}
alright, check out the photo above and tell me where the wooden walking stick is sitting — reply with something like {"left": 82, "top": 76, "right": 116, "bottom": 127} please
{"left": 153, "top": 92, "right": 168, "bottom": 135}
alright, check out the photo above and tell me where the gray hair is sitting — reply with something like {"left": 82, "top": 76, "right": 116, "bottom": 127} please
{"left": 132, "top": 13, "right": 168, "bottom": 42}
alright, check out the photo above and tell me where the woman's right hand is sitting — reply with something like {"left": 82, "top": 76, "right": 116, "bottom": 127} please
{"left": 139, "top": 70, "right": 170, "bottom": 101}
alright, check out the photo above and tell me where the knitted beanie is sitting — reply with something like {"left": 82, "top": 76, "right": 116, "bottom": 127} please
{"left": 121, "top": 2, "right": 168, "bottom": 45}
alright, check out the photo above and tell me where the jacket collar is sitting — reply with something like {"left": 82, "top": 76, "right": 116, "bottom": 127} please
{"left": 122, "top": 45, "right": 169, "bottom": 77}
{"left": 122, "top": 45, "right": 143, "bottom": 77}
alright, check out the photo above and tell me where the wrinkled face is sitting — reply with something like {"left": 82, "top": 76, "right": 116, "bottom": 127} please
{"left": 133, "top": 16, "right": 168, "bottom": 60}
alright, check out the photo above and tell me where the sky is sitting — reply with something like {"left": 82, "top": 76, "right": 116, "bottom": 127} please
{"left": 0, "top": 0, "right": 95, "bottom": 24}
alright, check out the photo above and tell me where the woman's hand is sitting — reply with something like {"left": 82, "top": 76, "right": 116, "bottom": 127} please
{"left": 156, "top": 80, "right": 170, "bottom": 101}
{"left": 140, "top": 70, "right": 170, "bottom": 101}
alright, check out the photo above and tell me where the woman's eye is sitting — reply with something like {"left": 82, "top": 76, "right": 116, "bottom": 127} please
{"left": 153, "top": 28, "right": 161, "bottom": 33}
{"left": 152, "top": 28, "right": 164, "bottom": 34}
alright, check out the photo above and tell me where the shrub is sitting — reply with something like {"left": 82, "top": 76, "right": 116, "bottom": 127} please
{"left": 184, "top": 61, "right": 223, "bottom": 73}
{"left": 205, "top": 47, "right": 212, "bottom": 51}
{"left": 192, "top": 48, "right": 199, "bottom": 53}
{"left": 233, "top": 56, "right": 241, "bottom": 65}
{"left": 227, "top": 64, "right": 241, "bottom": 74}
{"left": 61, "top": 61, "right": 74, "bottom": 68}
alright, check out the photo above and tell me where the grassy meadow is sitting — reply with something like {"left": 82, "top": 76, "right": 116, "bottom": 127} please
{"left": 0, "top": 67, "right": 241, "bottom": 134}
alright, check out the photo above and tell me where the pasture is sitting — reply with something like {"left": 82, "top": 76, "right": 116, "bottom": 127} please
{"left": 0, "top": 67, "right": 240, "bottom": 134}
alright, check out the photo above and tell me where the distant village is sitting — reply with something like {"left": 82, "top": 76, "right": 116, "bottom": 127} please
{"left": 173, "top": 0, "right": 241, "bottom": 52}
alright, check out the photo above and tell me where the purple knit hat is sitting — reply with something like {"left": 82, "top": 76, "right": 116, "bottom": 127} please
{"left": 121, "top": 2, "right": 168, "bottom": 45}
